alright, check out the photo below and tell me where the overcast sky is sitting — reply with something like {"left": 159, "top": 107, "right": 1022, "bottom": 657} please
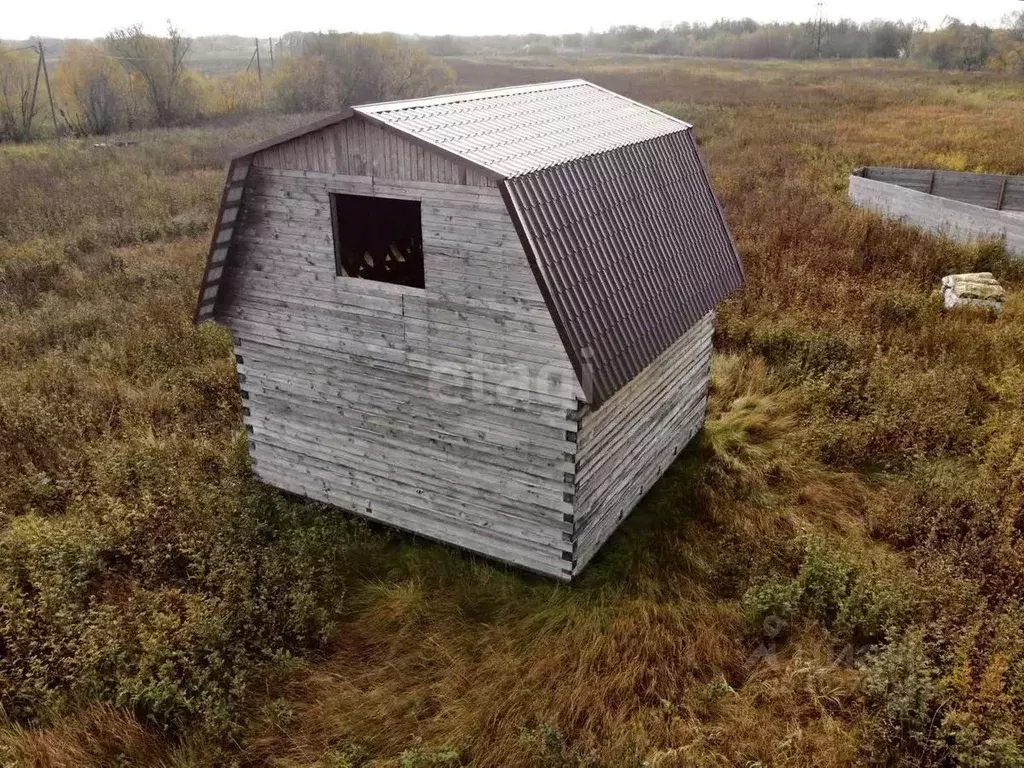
{"left": 3, "top": 0, "right": 1020, "bottom": 40}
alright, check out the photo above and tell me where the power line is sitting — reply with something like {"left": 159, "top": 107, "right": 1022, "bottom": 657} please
{"left": 21, "top": 39, "right": 59, "bottom": 140}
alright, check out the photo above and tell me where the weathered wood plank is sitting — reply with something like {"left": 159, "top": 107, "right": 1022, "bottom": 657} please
{"left": 252, "top": 115, "right": 497, "bottom": 187}
{"left": 238, "top": 357, "right": 579, "bottom": 447}
{"left": 570, "top": 313, "right": 715, "bottom": 575}
{"left": 253, "top": 460, "right": 570, "bottom": 579}
{"left": 245, "top": 410, "right": 573, "bottom": 515}
{"left": 216, "top": 165, "right": 581, "bottom": 577}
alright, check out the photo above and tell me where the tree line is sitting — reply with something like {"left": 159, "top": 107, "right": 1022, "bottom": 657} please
{"left": 1, "top": 14, "right": 1022, "bottom": 142}
{"left": 423, "top": 14, "right": 1024, "bottom": 72}
{"left": 0, "top": 27, "right": 454, "bottom": 141}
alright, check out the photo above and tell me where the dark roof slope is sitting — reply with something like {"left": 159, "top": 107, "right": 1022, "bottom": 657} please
{"left": 503, "top": 130, "right": 742, "bottom": 405}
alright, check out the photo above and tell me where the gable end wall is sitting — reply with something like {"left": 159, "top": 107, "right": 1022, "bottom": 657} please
{"left": 251, "top": 114, "right": 498, "bottom": 186}
{"left": 217, "top": 117, "right": 583, "bottom": 579}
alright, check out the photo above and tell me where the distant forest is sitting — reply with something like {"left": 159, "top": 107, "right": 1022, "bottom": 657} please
{"left": 1, "top": 14, "right": 1022, "bottom": 141}
{"left": 6, "top": 13, "right": 1024, "bottom": 71}
{"left": 415, "top": 15, "right": 1024, "bottom": 71}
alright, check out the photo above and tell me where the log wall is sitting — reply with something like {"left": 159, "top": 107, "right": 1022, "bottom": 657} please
{"left": 570, "top": 313, "right": 715, "bottom": 574}
{"left": 218, "top": 116, "right": 581, "bottom": 579}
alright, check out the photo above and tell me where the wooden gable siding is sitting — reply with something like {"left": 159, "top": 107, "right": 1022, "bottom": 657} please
{"left": 217, "top": 165, "right": 581, "bottom": 579}
{"left": 251, "top": 114, "right": 497, "bottom": 187}
{"left": 570, "top": 312, "right": 715, "bottom": 574}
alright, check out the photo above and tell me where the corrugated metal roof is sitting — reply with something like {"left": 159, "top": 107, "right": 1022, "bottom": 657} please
{"left": 355, "top": 80, "right": 690, "bottom": 177}
{"left": 503, "top": 130, "right": 743, "bottom": 405}
{"left": 196, "top": 81, "right": 742, "bottom": 408}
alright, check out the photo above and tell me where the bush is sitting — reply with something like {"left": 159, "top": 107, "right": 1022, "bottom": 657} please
{"left": 0, "top": 486, "right": 370, "bottom": 736}
{"left": 520, "top": 727, "right": 603, "bottom": 768}
{"left": 743, "top": 539, "right": 910, "bottom": 646}
{"left": 400, "top": 744, "right": 464, "bottom": 768}
{"left": 270, "top": 33, "right": 453, "bottom": 113}
{"left": 862, "top": 630, "right": 945, "bottom": 752}
{"left": 861, "top": 632, "right": 1024, "bottom": 765}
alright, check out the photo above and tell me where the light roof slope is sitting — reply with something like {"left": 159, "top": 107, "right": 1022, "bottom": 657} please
{"left": 354, "top": 80, "right": 690, "bottom": 177}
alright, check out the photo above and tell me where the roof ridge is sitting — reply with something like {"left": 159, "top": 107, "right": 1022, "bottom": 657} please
{"left": 354, "top": 79, "right": 589, "bottom": 114}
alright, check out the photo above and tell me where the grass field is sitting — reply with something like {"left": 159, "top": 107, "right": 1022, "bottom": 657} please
{"left": 2, "top": 58, "right": 1024, "bottom": 767}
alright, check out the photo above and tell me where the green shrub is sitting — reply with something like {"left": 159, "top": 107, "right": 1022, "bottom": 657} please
{"left": 832, "top": 569, "right": 911, "bottom": 647}
{"left": 940, "top": 713, "right": 1024, "bottom": 768}
{"left": 862, "top": 630, "right": 945, "bottom": 754}
{"left": 322, "top": 745, "right": 371, "bottom": 767}
{"left": 862, "top": 633, "right": 1024, "bottom": 766}
{"left": 400, "top": 743, "right": 464, "bottom": 768}
{"left": 741, "top": 578, "right": 802, "bottom": 639}
{"left": 0, "top": 486, "right": 372, "bottom": 737}
{"left": 520, "top": 726, "right": 604, "bottom": 768}
{"left": 743, "top": 539, "right": 911, "bottom": 647}
{"left": 796, "top": 539, "right": 853, "bottom": 626}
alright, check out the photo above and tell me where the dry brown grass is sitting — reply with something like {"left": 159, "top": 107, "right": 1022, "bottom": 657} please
{"left": 4, "top": 57, "right": 1024, "bottom": 767}
{"left": 0, "top": 705, "right": 166, "bottom": 768}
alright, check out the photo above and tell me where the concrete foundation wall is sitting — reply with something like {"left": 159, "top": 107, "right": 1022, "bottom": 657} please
{"left": 856, "top": 167, "right": 1024, "bottom": 212}
{"left": 849, "top": 175, "right": 1024, "bottom": 257}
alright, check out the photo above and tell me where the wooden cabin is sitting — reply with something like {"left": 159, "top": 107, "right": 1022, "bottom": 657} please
{"left": 194, "top": 80, "right": 744, "bottom": 580}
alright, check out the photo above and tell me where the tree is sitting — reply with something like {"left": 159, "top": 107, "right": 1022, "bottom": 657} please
{"left": 1007, "top": 9, "right": 1024, "bottom": 42}
{"left": 54, "top": 43, "right": 134, "bottom": 135}
{"left": 914, "top": 18, "right": 996, "bottom": 70}
{"left": 0, "top": 48, "right": 38, "bottom": 141}
{"left": 867, "top": 21, "right": 915, "bottom": 58}
{"left": 106, "top": 22, "right": 192, "bottom": 126}
{"left": 271, "top": 33, "right": 453, "bottom": 114}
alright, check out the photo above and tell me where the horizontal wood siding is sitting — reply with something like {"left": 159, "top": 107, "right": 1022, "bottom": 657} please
{"left": 251, "top": 115, "right": 496, "bottom": 187}
{"left": 850, "top": 175, "right": 1024, "bottom": 257}
{"left": 218, "top": 162, "right": 580, "bottom": 579}
{"left": 570, "top": 313, "right": 715, "bottom": 575}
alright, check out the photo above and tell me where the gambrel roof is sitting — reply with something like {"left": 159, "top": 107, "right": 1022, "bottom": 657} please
{"left": 356, "top": 80, "right": 689, "bottom": 177}
{"left": 195, "top": 80, "right": 743, "bottom": 407}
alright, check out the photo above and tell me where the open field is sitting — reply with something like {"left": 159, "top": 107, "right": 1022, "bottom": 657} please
{"left": 2, "top": 58, "right": 1024, "bottom": 767}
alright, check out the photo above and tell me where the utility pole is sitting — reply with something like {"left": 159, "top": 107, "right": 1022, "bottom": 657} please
{"left": 268, "top": 37, "right": 274, "bottom": 69}
{"left": 38, "top": 41, "right": 59, "bottom": 134}
{"left": 28, "top": 44, "right": 42, "bottom": 140}
{"left": 254, "top": 38, "right": 264, "bottom": 105}
{"left": 814, "top": 1, "right": 828, "bottom": 58}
